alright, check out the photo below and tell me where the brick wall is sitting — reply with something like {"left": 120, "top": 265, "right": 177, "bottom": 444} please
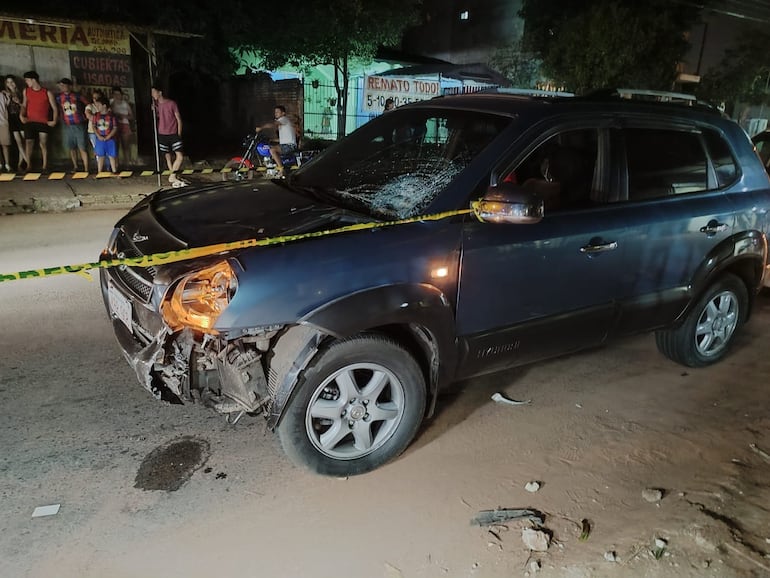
{"left": 220, "top": 75, "right": 304, "bottom": 141}
{"left": 135, "top": 74, "right": 304, "bottom": 161}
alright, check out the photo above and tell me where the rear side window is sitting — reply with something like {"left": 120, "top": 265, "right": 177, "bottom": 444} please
{"left": 703, "top": 129, "right": 738, "bottom": 187}
{"left": 625, "top": 128, "right": 708, "bottom": 201}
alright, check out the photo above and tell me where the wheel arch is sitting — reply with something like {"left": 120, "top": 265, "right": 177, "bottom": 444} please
{"left": 688, "top": 230, "right": 766, "bottom": 324}
{"left": 264, "top": 284, "right": 457, "bottom": 429}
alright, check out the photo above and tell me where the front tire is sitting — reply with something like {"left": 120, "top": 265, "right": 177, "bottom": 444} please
{"left": 656, "top": 273, "right": 748, "bottom": 367}
{"left": 278, "top": 334, "right": 426, "bottom": 476}
{"left": 222, "top": 159, "right": 251, "bottom": 181}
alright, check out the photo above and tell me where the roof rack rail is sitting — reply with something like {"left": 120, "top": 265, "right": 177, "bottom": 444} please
{"left": 615, "top": 88, "right": 696, "bottom": 103}
{"left": 580, "top": 88, "right": 722, "bottom": 113}
{"left": 481, "top": 87, "right": 575, "bottom": 98}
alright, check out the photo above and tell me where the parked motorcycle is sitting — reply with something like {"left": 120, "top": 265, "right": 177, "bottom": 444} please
{"left": 223, "top": 132, "right": 313, "bottom": 180}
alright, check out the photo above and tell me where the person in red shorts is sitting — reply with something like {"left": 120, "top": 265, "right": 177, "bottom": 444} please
{"left": 19, "top": 71, "right": 57, "bottom": 173}
{"left": 92, "top": 98, "right": 118, "bottom": 174}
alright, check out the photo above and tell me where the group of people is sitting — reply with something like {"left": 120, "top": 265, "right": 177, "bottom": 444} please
{"left": 0, "top": 70, "right": 135, "bottom": 174}
{"left": 0, "top": 69, "right": 302, "bottom": 185}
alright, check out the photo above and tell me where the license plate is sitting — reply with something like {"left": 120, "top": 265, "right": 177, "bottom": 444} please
{"left": 108, "top": 284, "right": 132, "bottom": 333}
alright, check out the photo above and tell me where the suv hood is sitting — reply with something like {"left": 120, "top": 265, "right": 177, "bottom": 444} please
{"left": 117, "top": 180, "right": 368, "bottom": 255}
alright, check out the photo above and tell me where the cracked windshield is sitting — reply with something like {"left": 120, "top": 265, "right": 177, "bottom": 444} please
{"left": 293, "top": 109, "right": 511, "bottom": 219}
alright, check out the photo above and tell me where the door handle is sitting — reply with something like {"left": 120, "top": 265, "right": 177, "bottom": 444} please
{"left": 580, "top": 240, "right": 618, "bottom": 254}
{"left": 699, "top": 220, "right": 728, "bottom": 236}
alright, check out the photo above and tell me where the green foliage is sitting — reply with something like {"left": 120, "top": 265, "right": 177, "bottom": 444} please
{"left": 244, "top": 0, "right": 421, "bottom": 70}
{"left": 519, "top": 0, "right": 588, "bottom": 55}
{"left": 237, "top": 0, "right": 421, "bottom": 136}
{"left": 487, "top": 18, "right": 542, "bottom": 88}
{"left": 698, "top": 30, "right": 770, "bottom": 106}
{"left": 520, "top": 0, "right": 699, "bottom": 93}
{"left": 487, "top": 42, "right": 543, "bottom": 89}
{"left": 138, "top": 0, "right": 262, "bottom": 81}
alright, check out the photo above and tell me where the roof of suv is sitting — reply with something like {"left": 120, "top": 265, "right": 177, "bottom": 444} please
{"left": 408, "top": 91, "right": 725, "bottom": 124}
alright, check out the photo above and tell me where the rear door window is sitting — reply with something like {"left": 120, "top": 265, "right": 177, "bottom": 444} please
{"left": 702, "top": 129, "right": 738, "bottom": 187}
{"left": 624, "top": 128, "right": 708, "bottom": 201}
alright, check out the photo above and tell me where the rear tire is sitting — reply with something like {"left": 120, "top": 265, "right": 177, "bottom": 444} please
{"left": 278, "top": 334, "right": 426, "bottom": 476}
{"left": 655, "top": 273, "right": 748, "bottom": 367}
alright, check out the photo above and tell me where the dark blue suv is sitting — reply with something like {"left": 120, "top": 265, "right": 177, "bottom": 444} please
{"left": 100, "top": 92, "right": 770, "bottom": 476}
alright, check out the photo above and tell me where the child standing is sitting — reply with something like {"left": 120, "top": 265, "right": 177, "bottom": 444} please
{"left": 93, "top": 99, "right": 118, "bottom": 174}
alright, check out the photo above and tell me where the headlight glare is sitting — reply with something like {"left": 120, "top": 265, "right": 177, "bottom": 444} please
{"left": 162, "top": 261, "right": 237, "bottom": 333}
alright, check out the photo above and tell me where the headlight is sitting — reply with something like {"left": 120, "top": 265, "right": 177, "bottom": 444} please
{"left": 161, "top": 260, "right": 238, "bottom": 333}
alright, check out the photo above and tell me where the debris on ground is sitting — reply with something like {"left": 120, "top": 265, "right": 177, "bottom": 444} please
{"left": 32, "top": 504, "right": 60, "bottom": 518}
{"left": 522, "top": 528, "right": 551, "bottom": 551}
{"left": 749, "top": 443, "right": 770, "bottom": 464}
{"left": 642, "top": 488, "right": 664, "bottom": 503}
{"left": 525, "top": 481, "right": 541, "bottom": 493}
{"left": 471, "top": 508, "right": 545, "bottom": 526}
{"left": 491, "top": 392, "right": 532, "bottom": 406}
{"left": 488, "top": 527, "right": 505, "bottom": 543}
{"left": 603, "top": 551, "right": 618, "bottom": 562}
{"left": 528, "top": 559, "right": 541, "bottom": 573}
{"left": 652, "top": 537, "right": 668, "bottom": 559}
{"left": 579, "top": 519, "right": 591, "bottom": 541}
{"left": 384, "top": 562, "right": 403, "bottom": 578}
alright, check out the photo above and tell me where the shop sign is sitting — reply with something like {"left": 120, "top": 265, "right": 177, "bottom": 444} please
{"left": 363, "top": 75, "right": 440, "bottom": 112}
{"left": 69, "top": 51, "right": 133, "bottom": 88}
{"left": 0, "top": 20, "right": 130, "bottom": 54}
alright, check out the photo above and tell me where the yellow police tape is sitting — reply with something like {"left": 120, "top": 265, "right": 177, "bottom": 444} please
{"left": 0, "top": 205, "right": 482, "bottom": 283}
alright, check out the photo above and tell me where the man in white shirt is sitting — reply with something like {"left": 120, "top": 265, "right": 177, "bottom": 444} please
{"left": 258, "top": 105, "right": 297, "bottom": 177}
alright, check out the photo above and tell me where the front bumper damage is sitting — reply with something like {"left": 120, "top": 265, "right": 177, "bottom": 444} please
{"left": 112, "top": 316, "right": 279, "bottom": 416}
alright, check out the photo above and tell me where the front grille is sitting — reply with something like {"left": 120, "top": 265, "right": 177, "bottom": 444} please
{"left": 112, "top": 230, "right": 156, "bottom": 303}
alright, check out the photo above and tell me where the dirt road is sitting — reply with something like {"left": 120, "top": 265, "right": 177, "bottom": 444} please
{"left": 1, "top": 212, "right": 768, "bottom": 577}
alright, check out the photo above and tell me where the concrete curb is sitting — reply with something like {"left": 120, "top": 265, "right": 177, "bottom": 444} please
{"left": 0, "top": 173, "right": 223, "bottom": 215}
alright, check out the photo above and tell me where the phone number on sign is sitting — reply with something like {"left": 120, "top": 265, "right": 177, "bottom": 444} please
{"left": 365, "top": 94, "right": 429, "bottom": 109}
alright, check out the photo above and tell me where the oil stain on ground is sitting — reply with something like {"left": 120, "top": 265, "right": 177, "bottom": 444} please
{"left": 135, "top": 436, "right": 210, "bottom": 491}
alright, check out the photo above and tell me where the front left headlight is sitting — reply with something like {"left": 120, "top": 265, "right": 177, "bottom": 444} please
{"left": 161, "top": 260, "right": 238, "bottom": 333}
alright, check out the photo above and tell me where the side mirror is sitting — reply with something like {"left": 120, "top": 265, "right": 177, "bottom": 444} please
{"left": 473, "top": 184, "right": 544, "bottom": 224}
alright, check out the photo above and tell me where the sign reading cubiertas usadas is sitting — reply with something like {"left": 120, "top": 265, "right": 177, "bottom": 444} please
{"left": 0, "top": 19, "right": 133, "bottom": 88}
{"left": 0, "top": 19, "right": 130, "bottom": 54}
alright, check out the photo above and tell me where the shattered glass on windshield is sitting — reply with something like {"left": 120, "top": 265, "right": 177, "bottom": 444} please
{"left": 340, "top": 155, "right": 466, "bottom": 218}
{"left": 294, "top": 109, "right": 511, "bottom": 219}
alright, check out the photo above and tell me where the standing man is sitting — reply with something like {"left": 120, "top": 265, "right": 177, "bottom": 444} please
{"left": 0, "top": 88, "right": 11, "bottom": 172}
{"left": 150, "top": 84, "right": 185, "bottom": 187}
{"left": 19, "top": 71, "right": 57, "bottom": 173}
{"left": 257, "top": 105, "right": 297, "bottom": 178}
{"left": 55, "top": 78, "right": 89, "bottom": 173}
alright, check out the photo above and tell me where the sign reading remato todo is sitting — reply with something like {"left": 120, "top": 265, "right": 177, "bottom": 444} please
{"left": 363, "top": 75, "right": 440, "bottom": 112}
